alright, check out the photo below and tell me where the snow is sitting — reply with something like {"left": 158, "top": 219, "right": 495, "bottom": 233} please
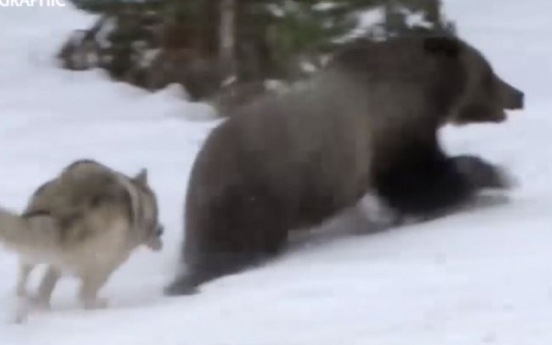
{"left": 338, "top": 7, "right": 385, "bottom": 42}
{"left": 401, "top": 8, "right": 433, "bottom": 29}
{"left": 0, "top": 1, "right": 550, "bottom": 344}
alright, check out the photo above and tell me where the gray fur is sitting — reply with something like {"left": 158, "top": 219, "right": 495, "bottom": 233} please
{"left": 0, "top": 159, "right": 163, "bottom": 321}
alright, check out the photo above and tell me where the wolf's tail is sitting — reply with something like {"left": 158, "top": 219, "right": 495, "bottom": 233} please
{"left": 0, "top": 207, "right": 60, "bottom": 253}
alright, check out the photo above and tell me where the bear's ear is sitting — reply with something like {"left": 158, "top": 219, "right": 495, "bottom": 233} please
{"left": 423, "top": 36, "right": 461, "bottom": 58}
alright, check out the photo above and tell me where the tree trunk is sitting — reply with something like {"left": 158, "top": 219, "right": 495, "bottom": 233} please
{"left": 219, "top": 0, "right": 237, "bottom": 82}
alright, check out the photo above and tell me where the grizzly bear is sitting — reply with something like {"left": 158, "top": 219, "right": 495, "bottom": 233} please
{"left": 165, "top": 35, "right": 524, "bottom": 295}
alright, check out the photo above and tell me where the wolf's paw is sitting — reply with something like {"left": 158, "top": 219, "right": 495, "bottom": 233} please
{"left": 7, "top": 296, "right": 31, "bottom": 324}
{"left": 29, "top": 296, "right": 51, "bottom": 311}
{"left": 82, "top": 297, "right": 109, "bottom": 310}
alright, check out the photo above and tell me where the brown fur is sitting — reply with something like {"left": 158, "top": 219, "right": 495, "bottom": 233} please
{"left": 165, "top": 35, "right": 524, "bottom": 295}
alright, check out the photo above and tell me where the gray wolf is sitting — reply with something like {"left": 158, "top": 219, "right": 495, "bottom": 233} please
{"left": 0, "top": 159, "right": 163, "bottom": 320}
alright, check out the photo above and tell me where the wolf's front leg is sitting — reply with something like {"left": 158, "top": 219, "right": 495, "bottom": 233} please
{"left": 78, "top": 270, "right": 111, "bottom": 309}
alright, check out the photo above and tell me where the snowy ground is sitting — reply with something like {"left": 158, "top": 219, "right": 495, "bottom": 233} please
{"left": 0, "top": 1, "right": 551, "bottom": 344}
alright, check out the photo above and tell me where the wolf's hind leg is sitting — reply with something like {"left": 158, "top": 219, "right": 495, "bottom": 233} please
{"left": 9, "top": 261, "right": 36, "bottom": 323}
{"left": 33, "top": 265, "right": 61, "bottom": 310}
{"left": 15, "top": 261, "right": 35, "bottom": 298}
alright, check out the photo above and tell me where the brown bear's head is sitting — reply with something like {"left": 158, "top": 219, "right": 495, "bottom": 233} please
{"left": 423, "top": 36, "right": 524, "bottom": 125}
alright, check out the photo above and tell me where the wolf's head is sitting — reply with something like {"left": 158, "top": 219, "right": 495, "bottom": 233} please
{"left": 131, "top": 168, "right": 164, "bottom": 252}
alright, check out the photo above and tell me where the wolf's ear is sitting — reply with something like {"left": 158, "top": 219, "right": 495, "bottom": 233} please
{"left": 134, "top": 168, "right": 148, "bottom": 185}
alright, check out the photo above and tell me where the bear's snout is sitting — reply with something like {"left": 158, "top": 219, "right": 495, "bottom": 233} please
{"left": 509, "top": 88, "right": 524, "bottom": 110}
{"left": 499, "top": 79, "right": 524, "bottom": 110}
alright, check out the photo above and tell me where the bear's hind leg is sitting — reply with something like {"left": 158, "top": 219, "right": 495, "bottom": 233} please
{"left": 166, "top": 188, "right": 289, "bottom": 296}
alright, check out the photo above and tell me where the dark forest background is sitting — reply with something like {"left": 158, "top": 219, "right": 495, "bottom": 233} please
{"left": 59, "top": 0, "right": 455, "bottom": 114}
